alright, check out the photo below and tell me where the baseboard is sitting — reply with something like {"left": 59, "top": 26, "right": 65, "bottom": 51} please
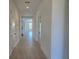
{"left": 40, "top": 44, "right": 48, "bottom": 59}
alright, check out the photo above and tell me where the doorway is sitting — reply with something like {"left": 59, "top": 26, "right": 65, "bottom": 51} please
{"left": 21, "top": 17, "right": 32, "bottom": 42}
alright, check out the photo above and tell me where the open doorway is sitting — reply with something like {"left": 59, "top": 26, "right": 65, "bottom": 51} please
{"left": 20, "top": 17, "right": 32, "bottom": 41}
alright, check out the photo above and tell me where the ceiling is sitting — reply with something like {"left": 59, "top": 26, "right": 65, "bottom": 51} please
{"left": 14, "top": 0, "right": 42, "bottom": 16}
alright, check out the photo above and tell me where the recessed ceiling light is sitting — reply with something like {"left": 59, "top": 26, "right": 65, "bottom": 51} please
{"left": 26, "top": 6, "right": 29, "bottom": 8}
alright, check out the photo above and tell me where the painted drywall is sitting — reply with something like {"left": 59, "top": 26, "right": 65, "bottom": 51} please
{"left": 33, "top": 0, "right": 52, "bottom": 59}
{"left": 32, "top": 15, "right": 37, "bottom": 40}
{"left": 32, "top": 10, "right": 40, "bottom": 41}
{"left": 51, "top": 0, "right": 69, "bottom": 59}
{"left": 63, "top": 0, "right": 69, "bottom": 59}
{"left": 9, "top": 0, "right": 20, "bottom": 56}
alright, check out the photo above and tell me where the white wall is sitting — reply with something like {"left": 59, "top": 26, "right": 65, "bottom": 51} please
{"left": 51, "top": 0, "right": 69, "bottom": 59}
{"left": 63, "top": 0, "right": 69, "bottom": 59}
{"left": 32, "top": 10, "right": 40, "bottom": 41}
{"left": 33, "top": 0, "right": 52, "bottom": 59}
{"left": 9, "top": 0, "right": 20, "bottom": 56}
{"left": 32, "top": 15, "right": 37, "bottom": 40}
{"left": 32, "top": 0, "right": 69, "bottom": 59}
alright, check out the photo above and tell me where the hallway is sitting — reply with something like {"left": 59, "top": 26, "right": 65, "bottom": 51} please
{"left": 9, "top": 0, "right": 69, "bottom": 59}
{"left": 10, "top": 32, "right": 47, "bottom": 59}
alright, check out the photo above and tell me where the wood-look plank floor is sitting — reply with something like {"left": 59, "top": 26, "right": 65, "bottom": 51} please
{"left": 10, "top": 37, "right": 47, "bottom": 59}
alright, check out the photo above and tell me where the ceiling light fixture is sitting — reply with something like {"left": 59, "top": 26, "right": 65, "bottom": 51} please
{"left": 25, "top": 1, "right": 30, "bottom": 4}
{"left": 25, "top": 1, "right": 30, "bottom": 9}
